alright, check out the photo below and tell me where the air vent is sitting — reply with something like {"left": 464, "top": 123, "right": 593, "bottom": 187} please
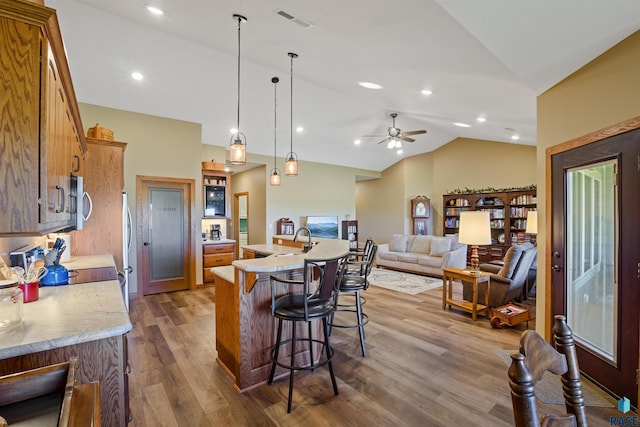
{"left": 276, "top": 10, "right": 314, "bottom": 29}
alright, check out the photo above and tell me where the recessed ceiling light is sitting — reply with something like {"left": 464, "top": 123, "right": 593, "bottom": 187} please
{"left": 146, "top": 6, "right": 164, "bottom": 15}
{"left": 476, "top": 116, "right": 486, "bottom": 123}
{"left": 397, "top": 149, "right": 403, "bottom": 155}
{"left": 131, "top": 71, "right": 144, "bottom": 81}
{"left": 296, "top": 126, "right": 304, "bottom": 133}
{"left": 230, "top": 128, "right": 238, "bottom": 134}
{"left": 354, "top": 139, "right": 361, "bottom": 145}
{"left": 511, "top": 135, "right": 520, "bottom": 141}
{"left": 453, "top": 122, "right": 471, "bottom": 128}
{"left": 358, "top": 81, "right": 383, "bottom": 90}
{"left": 421, "top": 89, "right": 432, "bottom": 96}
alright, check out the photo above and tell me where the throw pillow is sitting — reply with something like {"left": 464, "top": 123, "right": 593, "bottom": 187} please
{"left": 429, "top": 237, "right": 452, "bottom": 256}
{"left": 389, "top": 234, "right": 408, "bottom": 252}
{"left": 410, "top": 235, "right": 432, "bottom": 254}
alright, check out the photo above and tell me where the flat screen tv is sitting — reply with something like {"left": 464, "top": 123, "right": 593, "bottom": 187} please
{"left": 305, "top": 215, "right": 339, "bottom": 239}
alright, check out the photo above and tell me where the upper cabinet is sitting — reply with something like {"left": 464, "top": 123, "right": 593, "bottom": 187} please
{"left": 202, "top": 168, "right": 231, "bottom": 218}
{"left": 0, "top": 0, "right": 86, "bottom": 235}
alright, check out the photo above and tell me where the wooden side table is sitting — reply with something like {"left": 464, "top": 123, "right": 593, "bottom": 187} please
{"left": 442, "top": 267, "right": 491, "bottom": 320}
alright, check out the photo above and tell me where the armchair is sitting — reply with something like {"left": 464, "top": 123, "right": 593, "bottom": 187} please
{"left": 463, "top": 242, "right": 537, "bottom": 308}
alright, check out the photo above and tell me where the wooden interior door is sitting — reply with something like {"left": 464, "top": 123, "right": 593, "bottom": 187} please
{"left": 550, "top": 123, "right": 640, "bottom": 406}
{"left": 137, "top": 176, "right": 195, "bottom": 295}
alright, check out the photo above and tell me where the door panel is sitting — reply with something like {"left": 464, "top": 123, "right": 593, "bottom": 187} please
{"left": 138, "top": 177, "right": 194, "bottom": 295}
{"left": 551, "top": 128, "right": 640, "bottom": 405}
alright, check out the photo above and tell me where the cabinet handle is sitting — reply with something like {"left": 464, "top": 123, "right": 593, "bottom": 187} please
{"left": 72, "top": 155, "right": 80, "bottom": 173}
{"left": 125, "top": 362, "right": 132, "bottom": 374}
{"left": 55, "top": 185, "right": 65, "bottom": 213}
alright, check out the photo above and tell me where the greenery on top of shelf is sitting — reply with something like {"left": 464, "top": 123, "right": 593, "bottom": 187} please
{"left": 445, "top": 185, "right": 536, "bottom": 195}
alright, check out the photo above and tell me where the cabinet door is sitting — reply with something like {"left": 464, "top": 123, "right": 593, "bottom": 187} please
{"left": 0, "top": 17, "right": 41, "bottom": 233}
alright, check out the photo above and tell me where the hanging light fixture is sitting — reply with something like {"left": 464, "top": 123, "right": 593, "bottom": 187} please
{"left": 229, "top": 14, "right": 247, "bottom": 165}
{"left": 285, "top": 52, "right": 299, "bottom": 176}
{"left": 270, "top": 77, "right": 281, "bottom": 186}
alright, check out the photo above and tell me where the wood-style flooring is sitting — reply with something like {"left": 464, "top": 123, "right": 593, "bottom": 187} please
{"left": 126, "top": 284, "right": 623, "bottom": 426}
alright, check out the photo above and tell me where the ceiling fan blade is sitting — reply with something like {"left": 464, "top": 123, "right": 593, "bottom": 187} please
{"left": 399, "top": 136, "right": 415, "bottom": 143}
{"left": 362, "top": 134, "right": 387, "bottom": 138}
{"left": 376, "top": 137, "right": 391, "bottom": 144}
{"left": 401, "top": 130, "right": 427, "bottom": 136}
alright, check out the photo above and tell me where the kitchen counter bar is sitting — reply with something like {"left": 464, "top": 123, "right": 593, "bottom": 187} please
{"left": 212, "top": 239, "right": 349, "bottom": 392}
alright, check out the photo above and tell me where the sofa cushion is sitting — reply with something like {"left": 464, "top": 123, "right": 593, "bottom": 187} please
{"left": 430, "top": 237, "right": 452, "bottom": 256}
{"left": 446, "top": 234, "right": 463, "bottom": 251}
{"left": 390, "top": 234, "right": 408, "bottom": 252}
{"left": 405, "top": 235, "right": 416, "bottom": 252}
{"left": 410, "top": 235, "right": 432, "bottom": 254}
{"left": 379, "top": 252, "right": 399, "bottom": 262}
{"left": 417, "top": 255, "right": 442, "bottom": 268}
{"left": 397, "top": 254, "right": 419, "bottom": 264}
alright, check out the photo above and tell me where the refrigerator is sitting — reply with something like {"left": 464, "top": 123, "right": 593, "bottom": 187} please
{"left": 121, "top": 192, "right": 133, "bottom": 311}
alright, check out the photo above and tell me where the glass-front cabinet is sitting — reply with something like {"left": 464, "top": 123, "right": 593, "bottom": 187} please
{"left": 202, "top": 169, "right": 230, "bottom": 218}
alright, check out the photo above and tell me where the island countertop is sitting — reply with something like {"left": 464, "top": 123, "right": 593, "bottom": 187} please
{"left": 233, "top": 239, "right": 350, "bottom": 273}
{"left": 0, "top": 279, "right": 132, "bottom": 360}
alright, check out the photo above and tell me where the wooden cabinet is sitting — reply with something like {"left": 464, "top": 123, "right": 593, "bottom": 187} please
{"left": 443, "top": 189, "right": 537, "bottom": 263}
{"left": 71, "top": 138, "right": 127, "bottom": 270}
{"left": 0, "top": 335, "right": 129, "bottom": 427}
{"left": 202, "top": 242, "right": 235, "bottom": 285}
{"left": 0, "top": 0, "right": 86, "bottom": 235}
{"left": 342, "top": 220, "right": 358, "bottom": 250}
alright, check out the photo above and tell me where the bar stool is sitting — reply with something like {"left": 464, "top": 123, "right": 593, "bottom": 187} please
{"left": 268, "top": 255, "right": 347, "bottom": 413}
{"left": 330, "top": 239, "right": 377, "bottom": 356}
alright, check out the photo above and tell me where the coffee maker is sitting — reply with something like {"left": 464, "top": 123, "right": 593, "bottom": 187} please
{"left": 210, "top": 224, "right": 222, "bottom": 240}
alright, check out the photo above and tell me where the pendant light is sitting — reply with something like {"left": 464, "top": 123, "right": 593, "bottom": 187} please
{"left": 229, "top": 14, "right": 247, "bottom": 165}
{"left": 285, "top": 52, "right": 298, "bottom": 176}
{"left": 270, "top": 77, "right": 281, "bottom": 186}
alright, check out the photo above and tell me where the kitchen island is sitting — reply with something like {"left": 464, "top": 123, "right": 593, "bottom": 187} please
{"left": 0, "top": 255, "right": 132, "bottom": 426}
{"left": 211, "top": 239, "right": 349, "bottom": 392}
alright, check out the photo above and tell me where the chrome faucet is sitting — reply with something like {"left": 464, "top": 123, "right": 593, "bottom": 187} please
{"left": 293, "top": 227, "right": 313, "bottom": 252}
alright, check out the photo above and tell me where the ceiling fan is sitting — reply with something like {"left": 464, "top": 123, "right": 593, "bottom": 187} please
{"left": 373, "top": 113, "right": 427, "bottom": 149}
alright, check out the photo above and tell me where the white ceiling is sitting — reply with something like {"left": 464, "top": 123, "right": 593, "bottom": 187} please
{"left": 47, "top": 0, "right": 640, "bottom": 172}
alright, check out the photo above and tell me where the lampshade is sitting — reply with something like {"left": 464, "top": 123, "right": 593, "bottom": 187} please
{"left": 526, "top": 210, "right": 538, "bottom": 234}
{"left": 458, "top": 211, "right": 491, "bottom": 245}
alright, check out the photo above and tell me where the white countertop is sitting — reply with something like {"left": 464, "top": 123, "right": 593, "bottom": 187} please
{"left": 61, "top": 254, "right": 116, "bottom": 270}
{"left": 203, "top": 238, "right": 236, "bottom": 245}
{"left": 0, "top": 256, "right": 131, "bottom": 360}
{"left": 232, "top": 239, "right": 350, "bottom": 273}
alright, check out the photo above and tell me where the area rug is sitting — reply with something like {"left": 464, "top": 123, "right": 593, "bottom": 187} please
{"left": 368, "top": 268, "right": 442, "bottom": 295}
{"left": 495, "top": 349, "right": 614, "bottom": 407}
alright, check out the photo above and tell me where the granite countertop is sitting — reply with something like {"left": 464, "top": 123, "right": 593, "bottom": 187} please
{"left": 233, "top": 239, "right": 350, "bottom": 273}
{"left": 0, "top": 255, "right": 131, "bottom": 360}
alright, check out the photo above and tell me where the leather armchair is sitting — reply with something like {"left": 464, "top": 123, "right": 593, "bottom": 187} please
{"left": 463, "top": 242, "right": 537, "bottom": 307}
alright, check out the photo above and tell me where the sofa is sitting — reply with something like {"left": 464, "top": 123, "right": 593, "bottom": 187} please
{"left": 376, "top": 234, "right": 468, "bottom": 278}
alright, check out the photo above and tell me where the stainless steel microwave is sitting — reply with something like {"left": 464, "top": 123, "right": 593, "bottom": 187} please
{"left": 204, "top": 185, "right": 226, "bottom": 217}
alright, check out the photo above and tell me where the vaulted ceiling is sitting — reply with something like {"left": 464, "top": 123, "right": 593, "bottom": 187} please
{"left": 48, "top": 0, "right": 640, "bottom": 171}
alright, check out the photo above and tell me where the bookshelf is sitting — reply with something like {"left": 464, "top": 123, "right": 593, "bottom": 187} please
{"left": 341, "top": 220, "right": 358, "bottom": 250}
{"left": 443, "top": 189, "right": 537, "bottom": 262}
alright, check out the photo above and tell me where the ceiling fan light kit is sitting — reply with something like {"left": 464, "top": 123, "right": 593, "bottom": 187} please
{"left": 229, "top": 14, "right": 247, "bottom": 166}
{"left": 374, "top": 112, "right": 427, "bottom": 150}
{"left": 285, "top": 52, "right": 299, "bottom": 176}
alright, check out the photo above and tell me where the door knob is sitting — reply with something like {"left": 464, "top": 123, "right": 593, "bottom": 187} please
{"left": 143, "top": 242, "right": 150, "bottom": 246}
{"left": 552, "top": 264, "right": 561, "bottom": 272}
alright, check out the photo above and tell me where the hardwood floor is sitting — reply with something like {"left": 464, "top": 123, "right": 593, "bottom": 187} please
{"left": 126, "top": 284, "right": 623, "bottom": 426}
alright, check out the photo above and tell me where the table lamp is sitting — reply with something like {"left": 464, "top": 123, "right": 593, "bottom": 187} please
{"left": 458, "top": 211, "right": 491, "bottom": 276}
{"left": 526, "top": 210, "right": 537, "bottom": 245}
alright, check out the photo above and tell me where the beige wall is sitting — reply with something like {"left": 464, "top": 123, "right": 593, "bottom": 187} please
{"left": 78, "top": 103, "right": 202, "bottom": 294}
{"left": 357, "top": 138, "right": 537, "bottom": 245}
{"left": 536, "top": 30, "right": 640, "bottom": 335}
{"left": 230, "top": 165, "right": 267, "bottom": 246}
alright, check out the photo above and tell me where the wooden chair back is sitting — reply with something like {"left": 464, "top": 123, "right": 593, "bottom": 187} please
{"left": 508, "top": 315, "right": 587, "bottom": 427}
